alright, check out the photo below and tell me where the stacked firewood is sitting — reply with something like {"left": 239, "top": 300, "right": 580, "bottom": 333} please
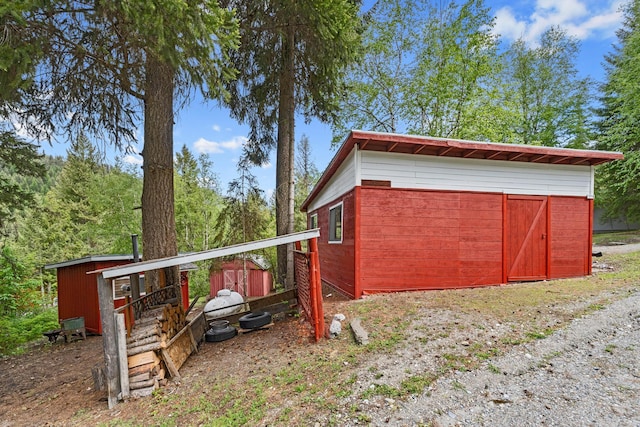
{"left": 125, "top": 303, "right": 186, "bottom": 397}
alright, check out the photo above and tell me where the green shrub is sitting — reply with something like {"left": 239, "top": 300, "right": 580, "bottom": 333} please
{"left": 0, "top": 307, "right": 59, "bottom": 355}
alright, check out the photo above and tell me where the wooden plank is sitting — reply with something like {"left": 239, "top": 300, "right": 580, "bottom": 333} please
{"left": 128, "top": 351, "right": 159, "bottom": 369}
{"left": 92, "top": 364, "right": 106, "bottom": 392}
{"left": 166, "top": 332, "right": 192, "bottom": 370}
{"left": 165, "top": 321, "right": 190, "bottom": 348}
{"left": 238, "top": 322, "right": 274, "bottom": 334}
{"left": 187, "top": 327, "right": 198, "bottom": 354}
{"left": 129, "top": 378, "right": 156, "bottom": 390}
{"left": 188, "top": 312, "right": 207, "bottom": 343}
{"left": 127, "top": 342, "right": 162, "bottom": 356}
{"left": 126, "top": 334, "right": 160, "bottom": 347}
{"left": 115, "top": 313, "right": 129, "bottom": 399}
{"left": 97, "top": 274, "right": 120, "bottom": 409}
{"left": 129, "top": 372, "right": 152, "bottom": 383}
{"left": 128, "top": 361, "right": 159, "bottom": 377}
{"left": 249, "top": 289, "right": 296, "bottom": 311}
{"left": 130, "top": 385, "right": 156, "bottom": 398}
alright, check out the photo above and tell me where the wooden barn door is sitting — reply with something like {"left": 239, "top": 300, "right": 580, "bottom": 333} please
{"left": 505, "top": 195, "right": 548, "bottom": 281}
{"left": 223, "top": 270, "right": 236, "bottom": 290}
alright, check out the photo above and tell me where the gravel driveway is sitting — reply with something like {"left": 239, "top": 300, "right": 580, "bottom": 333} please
{"left": 381, "top": 290, "right": 640, "bottom": 427}
{"left": 356, "top": 287, "right": 640, "bottom": 426}
{"left": 593, "top": 242, "right": 640, "bottom": 255}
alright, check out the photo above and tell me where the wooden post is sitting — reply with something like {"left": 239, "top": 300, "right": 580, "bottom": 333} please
{"left": 115, "top": 313, "right": 130, "bottom": 399}
{"left": 124, "top": 296, "right": 132, "bottom": 337}
{"left": 97, "top": 273, "right": 121, "bottom": 408}
{"left": 308, "top": 237, "right": 324, "bottom": 341}
{"left": 130, "top": 234, "right": 141, "bottom": 301}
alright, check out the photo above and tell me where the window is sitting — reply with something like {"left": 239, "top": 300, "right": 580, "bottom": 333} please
{"left": 309, "top": 213, "right": 318, "bottom": 229}
{"left": 112, "top": 275, "right": 145, "bottom": 300}
{"left": 329, "top": 202, "right": 343, "bottom": 243}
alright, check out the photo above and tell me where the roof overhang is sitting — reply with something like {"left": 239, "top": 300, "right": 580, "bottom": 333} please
{"left": 88, "top": 229, "right": 320, "bottom": 279}
{"left": 45, "top": 255, "right": 137, "bottom": 270}
{"left": 301, "top": 130, "right": 624, "bottom": 211}
{"left": 45, "top": 254, "right": 198, "bottom": 272}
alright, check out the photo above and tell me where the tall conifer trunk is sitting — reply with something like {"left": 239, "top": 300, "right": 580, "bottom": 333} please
{"left": 276, "top": 24, "right": 296, "bottom": 289}
{"left": 142, "top": 55, "right": 180, "bottom": 297}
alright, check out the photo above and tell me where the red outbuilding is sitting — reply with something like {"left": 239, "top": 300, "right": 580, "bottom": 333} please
{"left": 301, "top": 131, "right": 623, "bottom": 299}
{"left": 45, "top": 255, "right": 195, "bottom": 334}
{"left": 209, "top": 256, "right": 273, "bottom": 298}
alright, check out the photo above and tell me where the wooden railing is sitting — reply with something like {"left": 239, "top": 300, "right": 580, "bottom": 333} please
{"left": 116, "top": 285, "right": 179, "bottom": 334}
{"left": 294, "top": 238, "right": 324, "bottom": 341}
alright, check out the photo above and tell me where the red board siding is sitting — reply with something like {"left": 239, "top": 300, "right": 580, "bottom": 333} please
{"left": 209, "top": 260, "right": 273, "bottom": 298}
{"left": 505, "top": 196, "right": 548, "bottom": 281}
{"left": 358, "top": 188, "right": 503, "bottom": 295}
{"left": 58, "top": 260, "right": 124, "bottom": 335}
{"left": 549, "top": 196, "right": 590, "bottom": 278}
{"left": 310, "top": 187, "right": 593, "bottom": 300}
{"left": 58, "top": 261, "right": 191, "bottom": 335}
{"left": 309, "top": 190, "right": 356, "bottom": 298}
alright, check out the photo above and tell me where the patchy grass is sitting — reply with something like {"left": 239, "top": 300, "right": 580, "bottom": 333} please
{"left": 38, "top": 251, "right": 640, "bottom": 426}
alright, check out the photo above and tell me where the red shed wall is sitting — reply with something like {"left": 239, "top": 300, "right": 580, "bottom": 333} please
{"left": 549, "top": 196, "right": 591, "bottom": 278}
{"left": 310, "top": 190, "right": 356, "bottom": 298}
{"left": 58, "top": 260, "right": 190, "bottom": 335}
{"left": 310, "top": 188, "right": 593, "bottom": 299}
{"left": 209, "top": 260, "right": 273, "bottom": 298}
{"left": 58, "top": 260, "right": 126, "bottom": 335}
{"left": 357, "top": 187, "right": 503, "bottom": 296}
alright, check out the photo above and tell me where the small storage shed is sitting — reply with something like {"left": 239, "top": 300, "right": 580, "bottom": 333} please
{"left": 209, "top": 256, "right": 273, "bottom": 298}
{"left": 45, "top": 255, "right": 195, "bottom": 334}
{"left": 301, "top": 131, "right": 623, "bottom": 299}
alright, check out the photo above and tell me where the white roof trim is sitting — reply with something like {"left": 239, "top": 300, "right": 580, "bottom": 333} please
{"left": 45, "top": 255, "right": 136, "bottom": 270}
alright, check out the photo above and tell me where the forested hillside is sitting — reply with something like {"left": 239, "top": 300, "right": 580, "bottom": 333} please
{"left": 0, "top": 131, "right": 322, "bottom": 354}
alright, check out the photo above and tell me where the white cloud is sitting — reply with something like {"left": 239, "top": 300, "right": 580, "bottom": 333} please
{"left": 193, "top": 135, "right": 247, "bottom": 154}
{"left": 260, "top": 161, "right": 272, "bottom": 169}
{"left": 493, "top": 0, "right": 623, "bottom": 45}
{"left": 494, "top": 8, "right": 528, "bottom": 41}
{"left": 123, "top": 154, "right": 143, "bottom": 165}
{"left": 212, "top": 124, "right": 221, "bottom": 132}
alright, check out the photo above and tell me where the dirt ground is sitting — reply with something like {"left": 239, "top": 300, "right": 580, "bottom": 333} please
{"left": 0, "top": 247, "right": 638, "bottom": 426}
{"left": 0, "top": 310, "right": 319, "bottom": 427}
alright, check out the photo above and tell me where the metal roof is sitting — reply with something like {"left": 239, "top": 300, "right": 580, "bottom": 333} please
{"left": 301, "top": 130, "right": 624, "bottom": 211}
{"left": 88, "top": 229, "right": 320, "bottom": 279}
{"left": 45, "top": 254, "right": 198, "bottom": 272}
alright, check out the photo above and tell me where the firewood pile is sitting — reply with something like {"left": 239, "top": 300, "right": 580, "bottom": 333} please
{"left": 126, "top": 303, "right": 186, "bottom": 397}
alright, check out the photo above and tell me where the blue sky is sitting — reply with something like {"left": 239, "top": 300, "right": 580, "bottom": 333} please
{"left": 39, "top": 0, "right": 625, "bottom": 198}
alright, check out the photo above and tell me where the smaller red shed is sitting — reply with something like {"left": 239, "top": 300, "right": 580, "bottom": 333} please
{"left": 45, "top": 255, "right": 196, "bottom": 335}
{"left": 209, "top": 255, "right": 273, "bottom": 298}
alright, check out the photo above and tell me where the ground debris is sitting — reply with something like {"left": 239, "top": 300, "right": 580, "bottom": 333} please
{"left": 350, "top": 317, "right": 369, "bottom": 345}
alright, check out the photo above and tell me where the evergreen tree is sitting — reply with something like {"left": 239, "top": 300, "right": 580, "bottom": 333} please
{"left": 2, "top": 1, "right": 239, "bottom": 292}
{"left": 294, "top": 135, "right": 320, "bottom": 231}
{"left": 596, "top": 0, "right": 640, "bottom": 222}
{"left": 86, "top": 164, "right": 142, "bottom": 254}
{"left": 174, "top": 145, "right": 221, "bottom": 252}
{"left": 215, "top": 155, "right": 271, "bottom": 248}
{"left": 219, "top": 0, "right": 362, "bottom": 288}
{"left": 20, "top": 135, "right": 105, "bottom": 264}
{"left": 0, "top": 132, "right": 45, "bottom": 230}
